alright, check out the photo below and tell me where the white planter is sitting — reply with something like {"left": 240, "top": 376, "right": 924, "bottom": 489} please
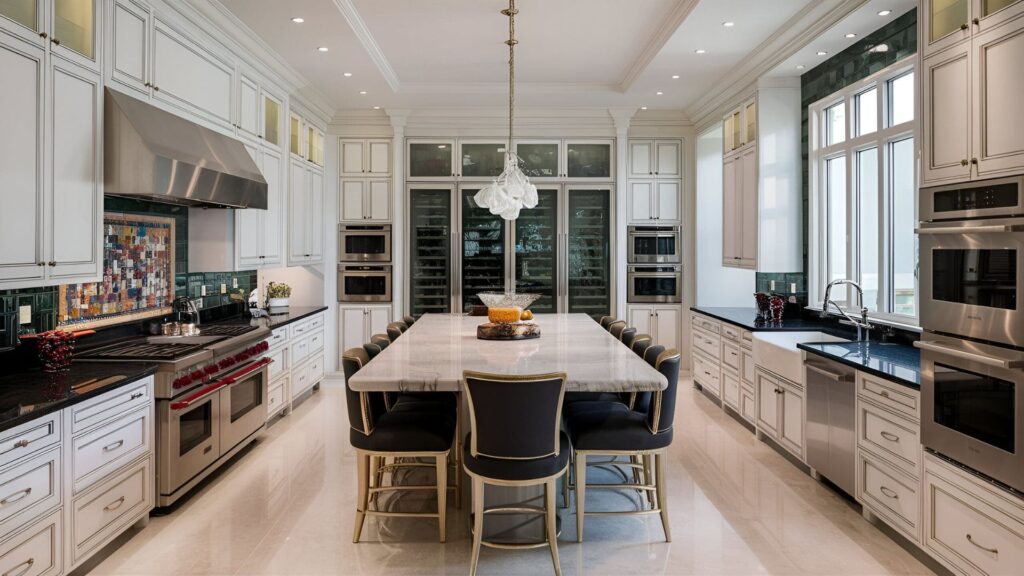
{"left": 268, "top": 297, "right": 290, "bottom": 310}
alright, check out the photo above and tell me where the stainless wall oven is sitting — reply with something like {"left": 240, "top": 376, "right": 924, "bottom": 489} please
{"left": 339, "top": 224, "right": 391, "bottom": 262}
{"left": 916, "top": 332, "right": 1024, "bottom": 493}
{"left": 627, "top": 225, "right": 680, "bottom": 264}
{"left": 919, "top": 177, "right": 1024, "bottom": 347}
{"left": 627, "top": 265, "right": 682, "bottom": 303}
{"left": 338, "top": 264, "right": 392, "bottom": 302}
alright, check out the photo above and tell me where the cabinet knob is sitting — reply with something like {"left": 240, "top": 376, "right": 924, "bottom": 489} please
{"left": 972, "top": 17, "right": 980, "bottom": 25}
{"left": 51, "top": 37, "right": 60, "bottom": 45}
{"left": 48, "top": 261, "right": 56, "bottom": 267}
{"left": 971, "top": 158, "right": 978, "bottom": 165}
{"left": 37, "top": 261, "right": 45, "bottom": 267}
{"left": 38, "top": 31, "right": 47, "bottom": 39}
{"left": 153, "top": 85, "right": 160, "bottom": 92}
{"left": 961, "top": 23, "right": 969, "bottom": 30}
{"left": 961, "top": 159, "right": 969, "bottom": 166}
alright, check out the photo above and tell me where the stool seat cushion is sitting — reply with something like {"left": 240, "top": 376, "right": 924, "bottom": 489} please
{"left": 566, "top": 402, "right": 672, "bottom": 452}
{"left": 563, "top": 392, "right": 621, "bottom": 405}
{"left": 350, "top": 410, "right": 455, "bottom": 453}
{"left": 463, "top": 432, "right": 571, "bottom": 482}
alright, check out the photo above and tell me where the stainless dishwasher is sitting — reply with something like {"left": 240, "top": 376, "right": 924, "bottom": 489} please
{"left": 804, "top": 357, "right": 857, "bottom": 497}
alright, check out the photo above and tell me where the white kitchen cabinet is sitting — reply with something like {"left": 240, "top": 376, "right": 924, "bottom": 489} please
{"left": 341, "top": 139, "right": 391, "bottom": 177}
{"left": 972, "top": 19, "right": 1024, "bottom": 177}
{"left": 630, "top": 139, "right": 681, "bottom": 178}
{"left": 756, "top": 370, "right": 780, "bottom": 437}
{"left": 340, "top": 179, "right": 391, "bottom": 222}
{"left": 107, "top": 0, "right": 150, "bottom": 97}
{"left": 236, "top": 146, "right": 283, "bottom": 268}
{"left": 723, "top": 146, "right": 757, "bottom": 268}
{"left": 151, "top": 15, "right": 233, "bottom": 129}
{"left": 626, "top": 304, "right": 680, "bottom": 351}
{"left": 722, "top": 98, "right": 756, "bottom": 155}
{"left": 922, "top": 45, "right": 973, "bottom": 183}
{"left": 288, "top": 159, "right": 324, "bottom": 266}
{"left": 0, "top": 0, "right": 100, "bottom": 71}
{"left": 739, "top": 146, "right": 758, "bottom": 264}
{"left": 655, "top": 140, "right": 681, "bottom": 177}
{"left": 236, "top": 70, "right": 259, "bottom": 138}
{"left": 627, "top": 180, "right": 679, "bottom": 222}
{"left": 628, "top": 140, "right": 653, "bottom": 177}
{"left": 339, "top": 305, "right": 392, "bottom": 353}
{"left": 922, "top": 0, "right": 1024, "bottom": 57}
{"left": 756, "top": 367, "right": 804, "bottom": 460}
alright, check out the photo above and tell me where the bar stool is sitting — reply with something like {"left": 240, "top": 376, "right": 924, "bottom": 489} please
{"left": 363, "top": 341, "right": 383, "bottom": 359}
{"left": 343, "top": 348, "right": 455, "bottom": 543}
{"left": 631, "top": 334, "right": 652, "bottom": 357}
{"left": 599, "top": 316, "right": 615, "bottom": 329}
{"left": 620, "top": 327, "right": 637, "bottom": 348}
{"left": 462, "top": 371, "right": 568, "bottom": 576}
{"left": 567, "top": 349, "right": 680, "bottom": 543}
{"left": 403, "top": 315, "right": 416, "bottom": 326}
{"left": 607, "top": 320, "right": 626, "bottom": 339}
{"left": 386, "top": 322, "right": 407, "bottom": 341}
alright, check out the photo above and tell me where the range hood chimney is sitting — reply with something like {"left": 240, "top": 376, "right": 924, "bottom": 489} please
{"left": 104, "top": 89, "right": 267, "bottom": 209}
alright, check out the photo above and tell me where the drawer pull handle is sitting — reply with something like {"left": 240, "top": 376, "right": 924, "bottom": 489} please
{"left": 965, "top": 534, "right": 998, "bottom": 555}
{"left": 879, "top": 391, "right": 890, "bottom": 399}
{"left": 103, "top": 439, "right": 125, "bottom": 452}
{"left": 879, "top": 431, "right": 900, "bottom": 442}
{"left": 0, "top": 487, "right": 32, "bottom": 506}
{"left": 878, "top": 486, "right": 899, "bottom": 500}
{"left": 3, "top": 558, "right": 34, "bottom": 576}
{"left": 12, "top": 439, "right": 30, "bottom": 449}
{"left": 130, "top": 392, "right": 144, "bottom": 400}
{"left": 104, "top": 496, "right": 126, "bottom": 512}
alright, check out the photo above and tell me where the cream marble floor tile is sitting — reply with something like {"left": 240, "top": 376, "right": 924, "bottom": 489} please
{"left": 86, "top": 381, "right": 934, "bottom": 576}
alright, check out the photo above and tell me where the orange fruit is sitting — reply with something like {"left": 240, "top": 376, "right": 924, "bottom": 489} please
{"left": 521, "top": 310, "right": 534, "bottom": 321}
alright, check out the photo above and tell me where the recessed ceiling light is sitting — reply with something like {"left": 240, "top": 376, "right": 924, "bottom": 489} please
{"left": 343, "top": 72, "right": 353, "bottom": 77}
{"left": 878, "top": 9, "right": 892, "bottom": 16}
{"left": 359, "top": 90, "right": 367, "bottom": 95}
{"left": 290, "top": 17, "right": 304, "bottom": 23}
{"left": 671, "top": 74, "right": 680, "bottom": 79}
{"left": 656, "top": 91, "right": 663, "bottom": 95}
{"left": 796, "top": 64, "right": 805, "bottom": 70}
{"left": 373, "top": 106, "right": 380, "bottom": 110}
{"left": 722, "top": 21, "right": 735, "bottom": 27}
{"left": 317, "top": 46, "right": 329, "bottom": 52}
{"left": 641, "top": 106, "right": 648, "bottom": 110}
{"left": 817, "top": 50, "right": 828, "bottom": 56}
{"left": 845, "top": 33, "right": 857, "bottom": 38}
{"left": 694, "top": 49, "right": 706, "bottom": 54}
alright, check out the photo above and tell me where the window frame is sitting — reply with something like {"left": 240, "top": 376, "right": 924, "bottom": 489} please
{"left": 808, "top": 57, "right": 919, "bottom": 326}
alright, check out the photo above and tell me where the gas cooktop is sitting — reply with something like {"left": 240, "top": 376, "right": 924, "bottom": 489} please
{"left": 78, "top": 341, "right": 207, "bottom": 361}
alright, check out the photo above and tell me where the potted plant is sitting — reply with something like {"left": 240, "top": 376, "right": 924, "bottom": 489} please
{"left": 266, "top": 282, "right": 292, "bottom": 312}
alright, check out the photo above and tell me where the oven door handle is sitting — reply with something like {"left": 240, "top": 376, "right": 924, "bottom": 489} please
{"left": 170, "top": 381, "right": 229, "bottom": 411}
{"left": 914, "top": 340, "right": 1024, "bottom": 369}
{"left": 915, "top": 224, "right": 1024, "bottom": 235}
{"left": 221, "top": 357, "right": 274, "bottom": 384}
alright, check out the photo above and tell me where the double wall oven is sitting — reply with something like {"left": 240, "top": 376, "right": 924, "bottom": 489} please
{"left": 626, "top": 225, "right": 682, "bottom": 303}
{"left": 338, "top": 224, "right": 393, "bottom": 303}
{"left": 917, "top": 176, "right": 1024, "bottom": 493}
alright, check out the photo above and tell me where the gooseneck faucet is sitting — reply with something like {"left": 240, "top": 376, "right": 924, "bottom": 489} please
{"left": 820, "top": 279, "right": 872, "bottom": 341}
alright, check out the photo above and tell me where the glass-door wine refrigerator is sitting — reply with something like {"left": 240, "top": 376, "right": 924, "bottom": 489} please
{"left": 408, "top": 184, "right": 613, "bottom": 318}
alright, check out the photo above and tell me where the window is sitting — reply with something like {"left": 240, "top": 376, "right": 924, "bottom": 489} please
{"left": 810, "top": 59, "right": 918, "bottom": 322}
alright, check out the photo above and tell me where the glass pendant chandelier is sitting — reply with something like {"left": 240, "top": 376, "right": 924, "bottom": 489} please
{"left": 473, "top": 0, "right": 537, "bottom": 221}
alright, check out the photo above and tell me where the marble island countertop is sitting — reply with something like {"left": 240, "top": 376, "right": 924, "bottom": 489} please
{"left": 797, "top": 340, "right": 920, "bottom": 389}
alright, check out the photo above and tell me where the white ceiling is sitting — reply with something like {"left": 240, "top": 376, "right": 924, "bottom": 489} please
{"left": 217, "top": 0, "right": 913, "bottom": 117}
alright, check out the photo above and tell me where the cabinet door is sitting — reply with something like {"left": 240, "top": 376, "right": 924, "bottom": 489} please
{"left": 723, "top": 115, "right": 735, "bottom": 153}
{"left": 566, "top": 140, "right": 612, "bottom": 180}
{"left": 51, "top": 0, "right": 98, "bottom": 67}
{"left": 722, "top": 155, "right": 740, "bottom": 265}
{"left": 459, "top": 141, "right": 506, "bottom": 179}
{"left": 923, "top": 0, "right": 972, "bottom": 56}
{"left": 741, "top": 348, "right": 755, "bottom": 385}
{"left": 515, "top": 140, "right": 560, "bottom": 179}
{"left": 922, "top": 47, "right": 973, "bottom": 183}
{"left": 756, "top": 371, "right": 779, "bottom": 437}
{"left": 288, "top": 160, "right": 308, "bottom": 262}
{"left": 368, "top": 141, "right": 391, "bottom": 175}
{"left": 628, "top": 306, "right": 653, "bottom": 336}
{"left": 341, "top": 141, "right": 365, "bottom": 176}
{"left": 408, "top": 140, "right": 454, "bottom": 179}
{"left": 109, "top": 0, "right": 149, "bottom": 97}
{"left": 629, "top": 140, "right": 653, "bottom": 177}
{"left": 236, "top": 73, "right": 259, "bottom": 137}
{"left": 308, "top": 170, "right": 324, "bottom": 262}
{"left": 655, "top": 181, "right": 679, "bottom": 221}
{"left": 262, "top": 92, "right": 282, "bottom": 147}
{"left": 739, "top": 149, "right": 758, "bottom": 266}
{"left": 0, "top": 0, "right": 41, "bottom": 45}
{"left": 0, "top": 35, "right": 45, "bottom": 285}
{"left": 779, "top": 382, "right": 804, "bottom": 458}
{"left": 653, "top": 307, "right": 679, "bottom": 350}
{"left": 340, "top": 180, "right": 366, "bottom": 222}
{"left": 367, "top": 180, "right": 390, "bottom": 221}
{"left": 975, "top": 0, "right": 1024, "bottom": 32}
{"left": 628, "top": 181, "right": 654, "bottom": 221}
{"left": 340, "top": 308, "right": 367, "bottom": 352}
{"left": 261, "top": 148, "right": 283, "bottom": 264}
{"left": 367, "top": 306, "right": 391, "bottom": 336}
{"left": 655, "top": 140, "right": 680, "bottom": 177}
{"left": 236, "top": 146, "right": 264, "bottom": 268}
{"left": 151, "top": 18, "right": 233, "bottom": 128}
{"left": 972, "top": 21, "right": 1024, "bottom": 177}
{"left": 723, "top": 371, "right": 741, "bottom": 410}
{"left": 289, "top": 113, "right": 303, "bottom": 158}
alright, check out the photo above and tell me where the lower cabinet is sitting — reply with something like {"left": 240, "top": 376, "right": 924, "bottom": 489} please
{"left": 339, "top": 305, "right": 392, "bottom": 353}
{"left": 755, "top": 367, "right": 804, "bottom": 460}
{"left": 627, "top": 304, "right": 681, "bottom": 351}
{"left": 69, "top": 455, "right": 152, "bottom": 564}
{"left": 0, "top": 509, "right": 63, "bottom": 576}
{"left": 693, "top": 351, "right": 721, "bottom": 399}
{"left": 261, "top": 311, "right": 328, "bottom": 420}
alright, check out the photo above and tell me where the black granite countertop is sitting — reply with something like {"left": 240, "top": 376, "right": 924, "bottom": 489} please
{"left": 0, "top": 362, "right": 158, "bottom": 433}
{"left": 690, "top": 306, "right": 836, "bottom": 332}
{"left": 798, "top": 341, "right": 920, "bottom": 389}
{"left": 251, "top": 306, "right": 329, "bottom": 330}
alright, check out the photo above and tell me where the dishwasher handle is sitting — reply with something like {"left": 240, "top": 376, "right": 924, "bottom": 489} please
{"left": 804, "top": 362, "right": 853, "bottom": 382}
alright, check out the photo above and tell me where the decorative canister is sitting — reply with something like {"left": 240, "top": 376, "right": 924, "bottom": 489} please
{"left": 37, "top": 331, "right": 75, "bottom": 372}
{"left": 769, "top": 294, "right": 786, "bottom": 322}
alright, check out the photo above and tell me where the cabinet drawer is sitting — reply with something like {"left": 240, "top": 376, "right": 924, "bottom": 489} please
{"left": 70, "top": 377, "right": 152, "bottom": 434}
{"left": 267, "top": 344, "right": 288, "bottom": 382}
{"left": 857, "top": 374, "right": 918, "bottom": 420}
{"left": 722, "top": 370, "right": 740, "bottom": 410}
{"left": 741, "top": 348, "right": 755, "bottom": 385}
{"left": 721, "top": 324, "right": 742, "bottom": 342}
{"left": 858, "top": 401, "right": 921, "bottom": 478}
{"left": 267, "top": 326, "right": 289, "bottom": 350}
{"left": 740, "top": 387, "right": 756, "bottom": 424}
{"left": 72, "top": 456, "right": 152, "bottom": 562}
{"left": 693, "top": 328, "right": 721, "bottom": 360}
{"left": 71, "top": 407, "right": 151, "bottom": 494}
{"left": 690, "top": 313, "right": 720, "bottom": 334}
{"left": 289, "top": 315, "right": 322, "bottom": 339}
{"left": 267, "top": 381, "right": 286, "bottom": 419}
{"left": 693, "top": 353, "right": 721, "bottom": 398}
{"left": 721, "top": 340, "right": 741, "bottom": 372}
{"left": 291, "top": 337, "right": 310, "bottom": 365}
{"left": 925, "top": 464, "right": 1024, "bottom": 575}
{"left": 859, "top": 453, "right": 920, "bottom": 542}
{"left": 306, "top": 313, "right": 325, "bottom": 331}
{"left": 0, "top": 414, "right": 60, "bottom": 470}
{"left": 0, "top": 447, "right": 61, "bottom": 540}
{"left": 308, "top": 330, "right": 324, "bottom": 355}
{"left": 0, "top": 509, "right": 62, "bottom": 576}
{"left": 291, "top": 364, "right": 311, "bottom": 400}
{"left": 308, "top": 354, "right": 324, "bottom": 383}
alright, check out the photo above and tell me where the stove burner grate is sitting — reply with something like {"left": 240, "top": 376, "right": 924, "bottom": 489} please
{"left": 80, "top": 342, "right": 205, "bottom": 361}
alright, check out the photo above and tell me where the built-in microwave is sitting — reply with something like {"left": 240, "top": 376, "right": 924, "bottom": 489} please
{"left": 627, "top": 265, "right": 682, "bottom": 303}
{"left": 627, "top": 225, "right": 680, "bottom": 264}
{"left": 339, "top": 224, "right": 391, "bottom": 262}
{"left": 338, "top": 264, "right": 392, "bottom": 303}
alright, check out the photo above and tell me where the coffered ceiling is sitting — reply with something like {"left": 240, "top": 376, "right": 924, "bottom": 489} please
{"left": 215, "top": 0, "right": 909, "bottom": 120}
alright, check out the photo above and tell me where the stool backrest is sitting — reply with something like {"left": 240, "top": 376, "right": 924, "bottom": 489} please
{"left": 386, "top": 323, "right": 404, "bottom": 341}
{"left": 620, "top": 327, "right": 637, "bottom": 347}
{"left": 648, "top": 349, "right": 681, "bottom": 434}
{"left": 599, "top": 315, "right": 615, "bottom": 329}
{"left": 463, "top": 371, "right": 566, "bottom": 460}
{"left": 363, "top": 342, "right": 382, "bottom": 359}
{"left": 607, "top": 320, "right": 626, "bottom": 338}
{"left": 342, "top": 348, "right": 386, "bottom": 436}
{"left": 403, "top": 315, "right": 416, "bottom": 325}
{"left": 643, "top": 344, "right": 666, "bottom": 367}
{"left": 631, "top": 335, "right": 652, "bottom": 357}
{"left": 370, "top": 334, "right": 390, "bottom": 349}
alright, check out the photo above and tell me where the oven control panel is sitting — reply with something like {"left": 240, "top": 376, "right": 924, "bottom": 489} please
{"left": 172, "top": 341, "right": 270, "bottom": 389}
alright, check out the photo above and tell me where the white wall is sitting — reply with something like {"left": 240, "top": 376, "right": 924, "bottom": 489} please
{"left": 695, "top": 125, "right": 755, "bottom": 306}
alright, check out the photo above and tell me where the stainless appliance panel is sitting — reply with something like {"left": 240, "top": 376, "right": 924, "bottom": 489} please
{"left": 919, "top": 176, "right": 1024, "bottom": 222}
{"left": 917, "top": 333, "right": 1024, "bottom": 493}
{"left": 338, "top": 264, "right": 393, "bottom": 303}
{"left": 918, "top": 218, "right": 1024, "bottom": 347}
{"left": 627, "top": 265, "right": 682, "bottom": 304}
{"left": 219, "top": 364, "right": 268, "bottom": 451}
{"left": 627, "top": 225, "right": 680, "bottom": 264}
{"left": 804, "top": 359, "right": 857, "bottom": 497}
{"left": 339, "top": 224, "right": 392, "bottom": 262}
{"left": 158, "top": 389, "right": 221, "bottom": 498}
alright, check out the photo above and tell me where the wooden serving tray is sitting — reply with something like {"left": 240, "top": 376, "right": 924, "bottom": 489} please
{"left": 476, "top": 321, "right": 541, "bottom": 340}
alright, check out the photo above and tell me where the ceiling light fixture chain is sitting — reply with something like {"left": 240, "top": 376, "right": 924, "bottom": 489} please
{"left": 503, "top": 0, "right": 517, "bottom": 148}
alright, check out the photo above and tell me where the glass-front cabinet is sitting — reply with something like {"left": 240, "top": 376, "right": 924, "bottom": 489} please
{"left": 459, "top": 141, "right": 507, "bottom": 179}
{"left": 460, "top": 187, "right": 506, "bottom": 311}
{"left": 515, "top": 140, "right": 560, "bottom": 179}
{"left": 566, "top": 187, "right": 612, "bottom": 318}
{"left": 514, "top": 189, "right": 559, "bottom": 313}
{"left": 263, "top": 93, "right": 281, "bottom": 146}
{"left": 924, "top": 0, "right": 1024, "bottom": 54}
{"left": 566, "top": 141, "right": 612, "bottom": 180}
{"left": 53, "top": 0, "right": 95, "bottom": 61}
{"left": 408, "top": 140, "right": 455, "bottom": 179}
{"left": 0, "top": 0, "right": 98, "bottom": 67}
{"left": 408, "top": 185, "right": 454, "bottom": 316}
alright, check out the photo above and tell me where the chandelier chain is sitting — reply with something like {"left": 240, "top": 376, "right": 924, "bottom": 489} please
{"left": 506, "top": 0, "right": 516, "bottom": 149}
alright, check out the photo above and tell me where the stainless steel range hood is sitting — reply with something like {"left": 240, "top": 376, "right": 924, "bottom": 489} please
{"left": 104, "top": 89, "right": 267, "bottom": 209}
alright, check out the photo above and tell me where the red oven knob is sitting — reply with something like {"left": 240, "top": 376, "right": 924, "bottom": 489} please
{"left": 258, "top": 341, "right": 269, "bottom": 352}
{"left": 190, "top": 370, "right": 204, "bottom": 381}
{"left": 204, "top": 364, "right": 219, "bottom": 375}
{"left": 173, "top": 375, "right": 191, "bottom": 389}
{"left": 218, "top": 358, "right": 231, "bottom": 369}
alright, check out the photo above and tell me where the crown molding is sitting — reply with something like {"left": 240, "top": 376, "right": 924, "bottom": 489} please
{"left": 398, "top": 81, "right": 621, "bottom": 95}
{"left": 617, "top": 0, "right": 700, "bottom": 92}
{"left": 331, "top": 0, "right": 401, "bottom": 93}
{"left": 686, "top": 0, "right": 868, "bottom": 131}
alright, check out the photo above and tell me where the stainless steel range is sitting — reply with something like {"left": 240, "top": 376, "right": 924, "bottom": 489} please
{"left": 79, "top": 322, "right": 272, "bottom": 506}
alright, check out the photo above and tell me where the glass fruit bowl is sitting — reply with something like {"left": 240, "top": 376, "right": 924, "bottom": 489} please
{"left": 476, "top": 292, "right": 540, "bottom": 310}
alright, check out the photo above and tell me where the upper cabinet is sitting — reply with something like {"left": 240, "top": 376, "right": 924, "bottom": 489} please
{"left": 408, "top": 139, "right": 613, "bottom": 181}
{"left": 723, "top": 97, "right": 756, "bottom": 155}
{"left": 921, "top": 4, "right": 1024, "bottom": 184}
{"left": 288, "top": 157, "right": 324, "bottom": 266}
{"left": 515, "top": 140, "right": 560, "bottom": 180}
{"left": 236, "top": 146, "right": 284, "bottom": 269}
{"left": 289, "top": 111, "right": 323, "bottom": 166}
{"left": 234, "top": 68, "right": 284, "bottom": 147}
{"left": 408, "top": 139, "right": 456, "bottom": 179}
{"left": 627, "top": 139, "right": 681, "bottom": 223}
{"left": 107, "top": 0, "right": 149, "bottom": 97}
{"left": 628, "top": 139, "right": 680, "bottom": 178}
{"left": 341, "top": 139, "right": 391, "bottom": 176}
{"left": 150, "top": 16, "right": 233, "bottom": 130}
{"left": 565, "top": 140, "right": 613, "bottom": 180}
{"left": 459, "top": 140, "right": 507, "bottom": 179}
{"left": 0, "top": 0, "right": 100, "bottom": 70}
